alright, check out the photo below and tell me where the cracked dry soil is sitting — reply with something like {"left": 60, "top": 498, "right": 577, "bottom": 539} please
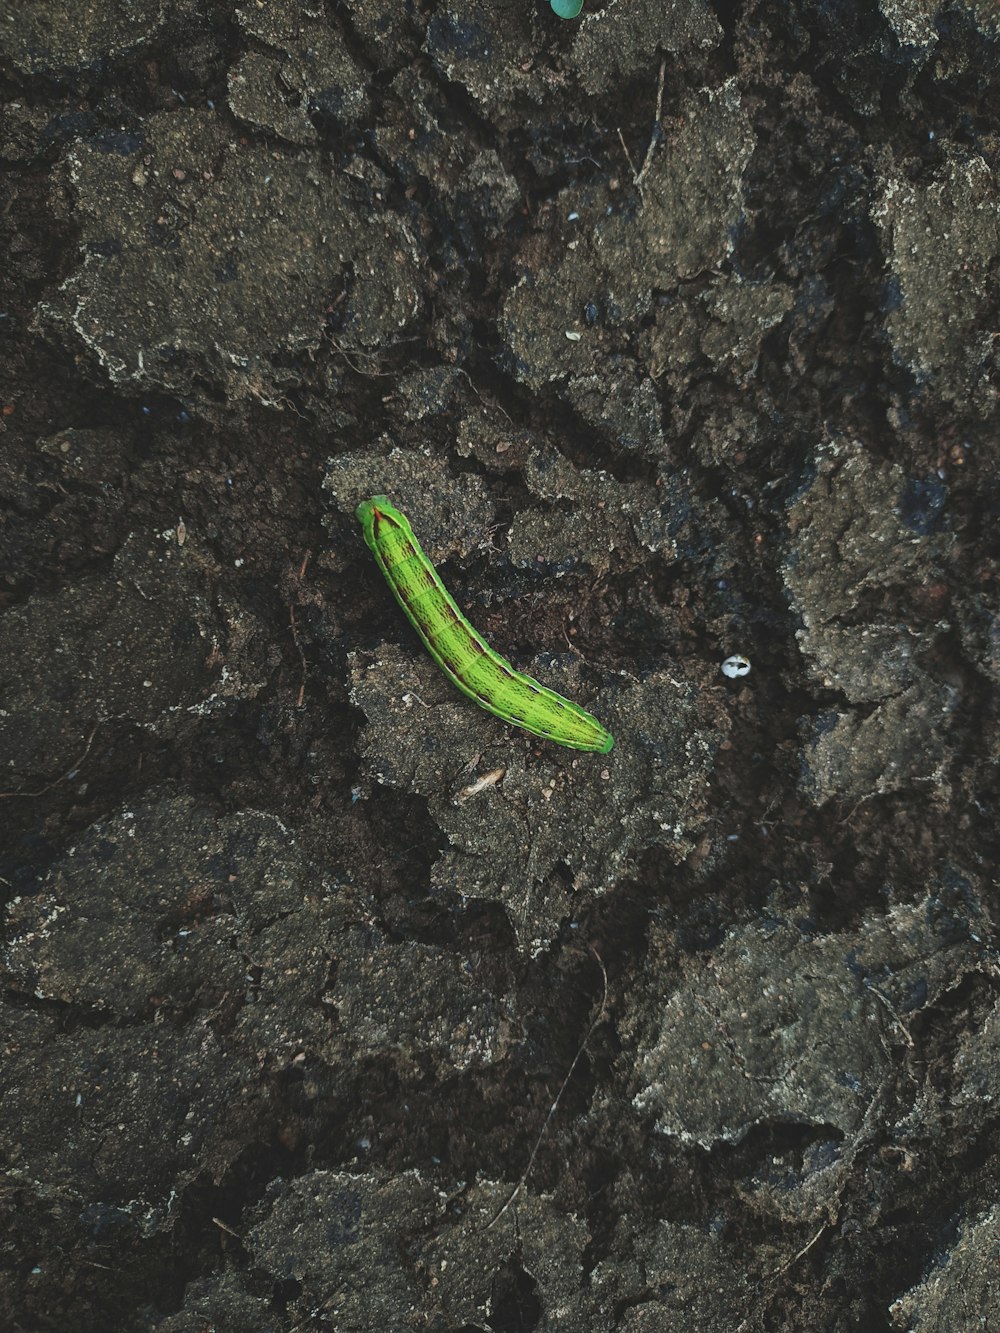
{"left": 2, "top": 0, "right": 1000, "bottom": 1329}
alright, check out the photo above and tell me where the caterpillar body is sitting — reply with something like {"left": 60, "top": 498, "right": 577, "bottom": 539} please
{"left": 356, "top": 496, "right": 613, "bottom": 754}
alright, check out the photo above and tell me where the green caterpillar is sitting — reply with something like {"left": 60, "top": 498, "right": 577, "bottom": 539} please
{"left": 357, "top": 497, "right": 613, "bottom": 754}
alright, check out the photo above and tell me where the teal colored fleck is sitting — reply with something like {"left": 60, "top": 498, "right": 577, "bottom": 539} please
{"left": 550, "top": 0, "right": 584, "bottom": 17}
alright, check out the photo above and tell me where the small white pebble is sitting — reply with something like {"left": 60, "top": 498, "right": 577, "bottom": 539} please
{"left": 565, "top": 330, "right": 582, "bottom": 341}
{"left": 721, "top": 654, "right": 751, "bottom": 679}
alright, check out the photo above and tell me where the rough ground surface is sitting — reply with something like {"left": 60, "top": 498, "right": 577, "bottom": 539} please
{"left": 1, "top": 0, "right": 999, "bottom": 1328}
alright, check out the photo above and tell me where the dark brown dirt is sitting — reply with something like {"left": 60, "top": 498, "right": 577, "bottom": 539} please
{"left": 2, "top": 1, "right": 999, "bottom": 1329}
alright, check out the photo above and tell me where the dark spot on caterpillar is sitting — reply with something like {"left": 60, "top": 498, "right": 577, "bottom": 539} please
{"left": 496, "top": 662, "right": 514, "bottom": 678}
{"left": 420, "top": 565, "right": 437, "bottom": 587}
{"left": 466, "top": 639, "right": 486, "bottom": 655}
{"left": 509, "top": 712, "right": 525, "bottom": 723}
{"left": 474, "top": 690, "right": 490, "bottom": 704}
{"left": 383, "top": 540, "right": 415, "bottom": 570}
{"left": 525, "top": 682, "right": 540, "bottom": 694}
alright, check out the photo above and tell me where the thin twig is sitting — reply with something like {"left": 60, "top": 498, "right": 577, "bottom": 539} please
{"left": 864, "top": 981, "right": 915, "bottom": 1049}
{"left": 288, "top": 551, "right": 312, "bottom": 708}
{"left": 0, "top": 723, "right": 100, "bottom": 799}
{"left": 733, "top": 1223, "right": 829, "bottom": 1333}
{"left": 634, "top": 58, "right": 667, "bottom": 191}
{"left": 616, "top": 127, "right": 638, "bottom": 180}
{"left": 484, "top": 947, "right": 609, "bottom": 1230}
{"left": 455, "top": 368, "right": 514, "bottom": 423}
{"left": 781, "top": 1222, "right": 828, "bottom": 1274}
